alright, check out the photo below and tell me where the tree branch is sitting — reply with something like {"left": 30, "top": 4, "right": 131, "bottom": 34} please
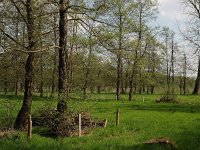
{"left": 0, "top": 27, "right": 24, "bottom": 48}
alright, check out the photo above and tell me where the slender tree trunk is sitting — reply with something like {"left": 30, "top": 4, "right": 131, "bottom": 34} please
{"left": 171, "top": 33, "right": 175, "bottom": 95}
{"left": 97, "top": 70, "right": 101, "bottom": 93}
{"left": 183, "top": 54, "right": 187, "bottom": 94}
{"left": 15, "top": 17, "right": 19, "bottom": 96}
{"left": 193, "top": 57, "right": 200, "bottom": 94}
{"left": 179, "top": 76, "right": 183, "bottom": 95}
{"left": 116, "top": 6, "right": 123, "bottom": 101}
{"left": 3, "top": 81, "right": 8, "bottom": 95}
{"left": 39, "top": 14, "right": 43, "bottom": 97}
{"left": 57, "top": 0, "right": 69, "bottom": 113}
{"left": 51, "top": 14, "right": 57, "bottom": 97}
{"left": 39, "top": 53, "right": 44, "bottom": 97}
{"left": 124, "top": 61, "right": 130, "bottom": 94}
{"left": 128, "top": 63, "right": 136, "bottom": 101}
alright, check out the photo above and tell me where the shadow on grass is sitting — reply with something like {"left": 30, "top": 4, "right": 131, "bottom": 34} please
{"left": 125, "top": 103, "right": 200, "bottom": 114}
{"left": 0, "top": 94, "right": 55, "bottom": 102}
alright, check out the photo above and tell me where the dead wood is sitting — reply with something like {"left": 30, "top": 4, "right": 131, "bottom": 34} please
{"left": 144, "top": 137, "right": 177, "bottom": 149}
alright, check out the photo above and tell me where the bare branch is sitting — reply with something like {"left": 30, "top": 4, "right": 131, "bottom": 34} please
{"left": 10, "top": 0, "right": 28, "bottom": 25}
{"left": 0, "top": 27, "right": 24, "bottom": 48}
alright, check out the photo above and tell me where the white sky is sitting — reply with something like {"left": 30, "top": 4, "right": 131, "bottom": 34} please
{"left": 157, "top": 0, "right": 199, "bottom": 76}
{"left": 157, "top": 0, "right": 186, "bottom": 32}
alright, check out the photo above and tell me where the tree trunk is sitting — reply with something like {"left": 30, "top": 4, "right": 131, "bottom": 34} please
{"left": 83, "top": 31, "right": 92, "bottom": 100}
{"left": 15, "top": 17, "right": 19, "bottom": 96}
{"left": 14, "top": 0, "right": 35, "bottom": 130}
{"left": 3, "top": 81, "right": 8, "bottom": 95}
{"left": 193, "top": 57, "right": 200, "bottom": 94}
{"left": 128, "top": 63, "right": 136, "bottom": 101}
{"left": 183, "top": 54, "right": 187, "bottom": 95}
{"left": 57, "top": 0, "right": 69, "bottom": 113}
{"left": 97, "top": 70, "right": 101, "bottom": 93}
{"left": 179, "top": 77, "right": 183, "bottom": 95}
{"left": 116, "top": 6, "right": 123, "bottom": 101}
{"left": 39, "top": 53, "right": 44, "bottom": 97}
{"left": 51, "top": 14, "right": 57, "bottom": 97}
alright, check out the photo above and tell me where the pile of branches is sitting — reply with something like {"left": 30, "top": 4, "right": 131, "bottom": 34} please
{"left": 156, "top": 95, "right": 178, "bottom": 103}
{"left": 144, "top": 137, "right": 177, "bottom": 149}
{"left": 32, "top": 108, "right": 107, "bottom": 137}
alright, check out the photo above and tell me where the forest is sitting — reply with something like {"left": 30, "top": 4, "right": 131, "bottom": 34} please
{"left": 0, "top": 0, "right": 200, "bottom": 150}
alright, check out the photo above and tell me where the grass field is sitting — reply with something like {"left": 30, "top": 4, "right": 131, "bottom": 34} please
{"left": 0, "top": 93, "right": 200, "bottom": 150}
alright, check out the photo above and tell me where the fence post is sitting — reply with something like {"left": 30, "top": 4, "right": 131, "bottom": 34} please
{"left": 27, "top": 115, "right": 32, "bottom": 140}
{"left": 103, "top": 119, "right": 107, "bottom": 128}
{"left": 116, "top": 109, "right": 119, "bottom": 126}
{"left": 78, "top": 114, "right": 81, "bottom": 137}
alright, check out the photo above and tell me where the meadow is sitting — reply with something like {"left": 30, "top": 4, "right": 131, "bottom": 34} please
{"left": 0, "top": 93, "right": 200, "bottom": 150}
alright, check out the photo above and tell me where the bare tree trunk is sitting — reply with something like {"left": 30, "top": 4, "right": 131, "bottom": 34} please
{"left": 57, "top": 0, "right": 69, "bottom": 113}
{"left": 193, "top": 57, "right": 200, "bottom": 94}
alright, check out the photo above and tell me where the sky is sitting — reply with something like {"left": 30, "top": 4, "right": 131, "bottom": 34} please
{"left": 156, "top": 0, "right": 199, "bottom": 76}
{"left": 157, "top": 0, "right": 186, "bottom": 33}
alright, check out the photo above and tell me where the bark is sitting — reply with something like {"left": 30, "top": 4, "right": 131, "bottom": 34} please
{"left": 57, "top": 0, "right": 69, "bottom": 113}
{"left": 193, "top": 57, "right": 200, "bottom": 94}
{"left": 15, "top": 0, "right": 36, "bottom": 129}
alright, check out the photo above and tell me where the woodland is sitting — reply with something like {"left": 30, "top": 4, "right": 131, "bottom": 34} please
{"left": 0, "top": 0, "right": 200, "bottom": 150}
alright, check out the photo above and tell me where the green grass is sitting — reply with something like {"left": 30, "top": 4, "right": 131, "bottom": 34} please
{"left": 0, "top": 93, "right": 200, "bottom": 150}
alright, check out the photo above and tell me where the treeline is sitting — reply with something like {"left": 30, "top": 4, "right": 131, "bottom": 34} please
{"left": 0, "top": 50, "right": 195, "bottom": 95}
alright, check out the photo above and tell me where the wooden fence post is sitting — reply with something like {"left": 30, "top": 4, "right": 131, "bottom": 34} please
{"left": 27, "top": 115, "right": 32, "bottom": 139}
{"left": 78, "top": 114, "right": 81, "bottom": 137}
{"left": 116, "top": 109, "right": 119, "bottom": 126}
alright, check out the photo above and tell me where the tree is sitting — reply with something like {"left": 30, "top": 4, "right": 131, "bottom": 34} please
{"left": 57, "top": 0, "right": 69, "bottom": 113}
{"left": 15, "top": 0, "right": 36, "bottom": 129}
{"left": 182, "top": 0, "right": 200, "bottom": 94}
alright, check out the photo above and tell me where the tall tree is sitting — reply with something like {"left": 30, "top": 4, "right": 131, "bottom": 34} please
{"left": 57, "top": 0, "right": 69, "bottom": 113}
{"left": 182, "top": 0, "right": 200, "bottom": 94}
{"left": 15, "top": 0, "right": 36, "bottom": 129}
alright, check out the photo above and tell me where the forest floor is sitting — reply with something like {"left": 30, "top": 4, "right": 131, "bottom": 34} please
{"left": 0, "top": 93, "right": 200, "bottom": 150}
